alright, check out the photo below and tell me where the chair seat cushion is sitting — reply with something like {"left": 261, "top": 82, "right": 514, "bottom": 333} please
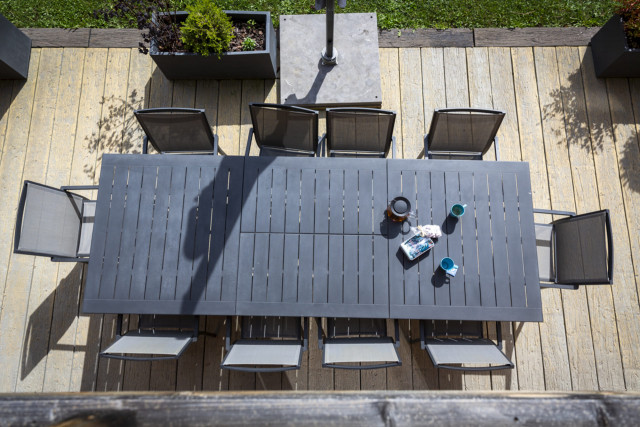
{"left": 77, "top": 200, "right": 96, "bottom": 257}
{"left": 535, "top": 223, "right": 554, "bottom": 282}
{"left": 425, "top": 338, "right": 512, "bottom": 367}
{"left": 323, "top": 338, "right": 399, "bottom": 364}
{"left": 222, "top": 340, "right": 302, "bottom": 367}
{"left": 103, "top": 330, "right": 194, "bottom": 356}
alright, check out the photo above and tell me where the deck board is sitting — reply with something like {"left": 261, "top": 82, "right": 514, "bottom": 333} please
{"left": 0, "top": 45, "right": 639, "bottom": 392}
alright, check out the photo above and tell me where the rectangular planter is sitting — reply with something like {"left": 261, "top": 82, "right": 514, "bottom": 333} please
{"left": 0, "top": 13, "right": 31, "bottom": 79}
{"left": 151, "top": 10, "right": 277, "bottom": 80}
{"left": 591, "top": 15, "right": 640, "bottom": 78}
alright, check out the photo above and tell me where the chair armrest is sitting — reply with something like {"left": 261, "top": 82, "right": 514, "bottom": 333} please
{"left": 143, "top": 135, "right": 149, "bottom": 154}
{"left": 419, "top": 320, "right": 426, "bottom": 350}
{"left": 391, "top": 136, "right": 396, "bottom": 159}
{"left": 225, "top": 316, "right": 232, "bottom": 351}
{"left": 494, "top": 136, "right": 500, "bottom": 161}
{"left": 604, "top": 209, "right": 614, "bottom": 284}
{"left": 495, "top": 321, "right": 502, "bottom": 350}
{"left": 302, "top": 317, "right": 309, "bottom": 351}
{"left": 316, "top": 317, "right": 324, "bottom": 350}
{"left": 245, "top": 128, "right": 254, "bottom": 157}
{"left": 317, "top": 134, "right": 326, "bottom": 157}
{"left": 423, "top": 134, "right": 429, "bottom": 159}
{"left": 393, "top": 319, "right": 400, "bottom": 348}
{"left": 50, "top": 256, "right": 90, "bottom": 263}
{"left": 60, "top": 185, "right": 99, "bottom": 191}
{"left": 212, "top": 134, "right": 220, "bottom": 156}
{"left": 532, "top": 208, "right": 576, "bottom": 217}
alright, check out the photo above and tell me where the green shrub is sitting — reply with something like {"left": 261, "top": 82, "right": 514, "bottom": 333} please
{"left": 242, "top": 36, "right": 256, "bottom": 51}
{"left": 180, "top": 0, "right": 233, "bottom": 57}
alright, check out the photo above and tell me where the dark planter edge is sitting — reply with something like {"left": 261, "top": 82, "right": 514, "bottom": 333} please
{"left": 590, "top": 15, "right": 640, "bottom": 78}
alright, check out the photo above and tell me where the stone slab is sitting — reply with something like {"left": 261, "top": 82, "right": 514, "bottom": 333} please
{"left": 279, "top": 13, "right": 382, "bottom": 108}
{"left": 475, "top": 27, "right": 599, "bottom": 47}
{"left": 379, "top": 28, "right": 473, "bottom": 48}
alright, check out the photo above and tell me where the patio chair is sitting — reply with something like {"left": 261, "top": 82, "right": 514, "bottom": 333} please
{"left": 100, "top": 314, "right": 199, "bottom": 361}
{"left": 424, "top": 108, "right": 505, "bottom": 160}
{"left": 325, "top": 107, "right": 396, "bottom": 158}
{"left": 420, "top": 320, "right": 514, "bottom": 371}
{"left": 534, "top": 209, "right": 613, "bottom": 290}
{"left": 14, "top": 181, "right": 98, "bottom": 262}
{"left": 246, "top": 103, "right": 322, "bottom": 156}
{"left": 221, "top": 316, "right": 308, "bottom": 372}
{"left": 317, "top": 318, "right": 401, "bottom": 369}
{"left": 134, "top": 108, "right": 220, "bottom": 154}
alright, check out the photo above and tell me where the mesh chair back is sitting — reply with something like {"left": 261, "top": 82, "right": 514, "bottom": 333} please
{"left": 135, "top": 108, "right": 215, "bottom": 153}
{"left": 250, "top": 104, "right": 319, "bottom": 154}
{"left": 14, "top": 181, "right": 85, "bottom": 258}
{"left": 326, "top": 108, "right": 395, "bottom": 157}
{"left": 427, "top": 108, "right": 504, "bottom": 156}
{"left": 328, "top": 318, "right": 387, "bottom": 338}
{"left": 423, "top": 320, "right": 483, "bottom": 338}
{"left": 241, "top": 316, "right": 301, "bottom": 339}
{"left": 553, "top": 210, "right": 612, "bottom": 284}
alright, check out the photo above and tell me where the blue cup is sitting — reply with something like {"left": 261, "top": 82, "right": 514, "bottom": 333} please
{"left": 440, "top": 257, "right": 454, "bottom": 270}
{"left": 450, "top": 203, "right": 466, "bottom": 218}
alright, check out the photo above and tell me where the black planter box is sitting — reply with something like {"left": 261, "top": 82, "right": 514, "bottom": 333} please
{"left": 0, "top": 13, "right": 31, "bottom": 79}
{"left": 591, "top": 15, "right": 640, "bottom": 78}
{"left": 151, "top": 10, "right": 277, "bottom": 80}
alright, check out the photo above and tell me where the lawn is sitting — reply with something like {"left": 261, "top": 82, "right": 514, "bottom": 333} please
{"left": 0, "top": 0, "right": 617, "bottom": 29}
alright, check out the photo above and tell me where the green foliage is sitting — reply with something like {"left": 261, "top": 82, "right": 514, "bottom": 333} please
{"left": 0, "top": 0, "right": 619, "bottom": 30}
{"left": 242, "top": 36, "right": 257, "bottom": 50}
{"left": 246, "top": 18, "right": 257, "bottom": 28}
{"left": 180, "top": 0, "right": 233, "bottom": 57}
{"left": 617, "top": 0, "right": 640, "bottom": 47}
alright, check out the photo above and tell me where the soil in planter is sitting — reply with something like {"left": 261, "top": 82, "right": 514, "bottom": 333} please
{"left": 229, "top": 21, "right": 266, "bottom": 52}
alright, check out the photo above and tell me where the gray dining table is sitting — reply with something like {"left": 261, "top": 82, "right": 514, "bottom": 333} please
{"left": 82, "top": 154, "right": 543, "bottom": 322}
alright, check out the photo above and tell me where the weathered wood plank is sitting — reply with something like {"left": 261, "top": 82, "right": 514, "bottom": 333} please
{"left": 466, "top": 47, "right": 496, "bottom": 161}
{"left": 20, "top": 28, "right": 90, "bottom": 47}
{"left": 532, "top": 47, "right": 573, "bottom": 392}
{"left": 580, "top": 46, "right": 640, "bottom": 391}
{"left": 378, "top": 28, "right": 474, "bottom": 48}
{"left": 0, "top": 80, "right": 15, "bottom": 166}
{"left": 217, "top": 81, "right": 242, "bottom": 155}
{"left": 37, "top": 48, "right": 87, "bottom": 393}
{"left": 420, "top": 48, "right": 445, "bottom": 159}
{"left": 68, "top": 48, "right": 109, "bottom": 392}
{"left": 475, "top": 27, "right": 599, "bottom": 47}
{"left": 240, "top": 80, "right": 265, "bottom": 158}
{"left": 399, "top": 48, "right": 424, "bottom": 159}
{"left": 379, "top": 48, "right": 402, "bottom": 157}
{"left": 510, "top": 47, "right": 546, "bottom": 391}
{"left": 555, "top": 46, "right": 624, "bottom": 392}
{"left": 194, "top": 80, "right": 220, "bottom": 152}
{"left": 89, "top": 29, "right": 140, "bottom": 48}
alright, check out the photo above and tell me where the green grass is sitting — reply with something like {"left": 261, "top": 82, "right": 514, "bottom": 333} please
{"left": 0, "top": 0, "right": 618, "bottom": 29}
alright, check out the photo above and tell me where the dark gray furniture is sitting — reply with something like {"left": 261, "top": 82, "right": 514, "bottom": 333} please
{"left": 534, "top": 209, "right": 613, "bottom": 290}
{"left": 325, "top": 108, "right": 396, "bottom": 158}
{"left": 387, "top": 160, "right": 542, "bottom": 321}
{"left": 83, "top": 155, "right": 542, "bottom": 324}
{"left": 420, "top": 320, "right": 513, "bottom": 371}
{"left": 14, "top": 181, "right": 98, "bottom": 262}
{"left": 0, "top": 13, "right": 31, "bottom": 79}
{"left": 424, "top": 108, "right": 505, "bottom": 160}
{"left": 134, "top": 108, "right": 220, "bottom": 155}
{"left": 221, "top": 316, "right": 308, "bottom": 372}
{"left": 246, "top": 103, "right": 322, "bottom": 157}
{"left": 100, "top": 314, "right": 199, "bottom": 361}
{"left": 317, "top": 318, "right": 401, "bottom": 370}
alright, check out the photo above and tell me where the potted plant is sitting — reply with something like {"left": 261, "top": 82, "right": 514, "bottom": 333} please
{"left": 99, "top": 0, "right": 276, "bottom": 80}
{"left": 0, "top": 12, "right": 31, "bottom": 79}
{"left": 591, "top": 0, "right": 640, "bottom": 77}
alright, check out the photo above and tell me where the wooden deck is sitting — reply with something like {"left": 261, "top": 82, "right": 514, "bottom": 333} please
{"left": 0, "top": 46, "right": 639, "bottom": 393}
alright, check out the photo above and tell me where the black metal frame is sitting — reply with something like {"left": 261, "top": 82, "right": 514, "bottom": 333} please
{"left": 317, "top": 318, "right": 401, "bottom": 370}
{"left": 325, "top": 107, "right": 397, "bottom": 158}
{"left": 221, "top": 316, "right": 309, "bottom": 372}
{"left": 14, "top": 181, "right": 99, "bottom": 263}
{"left": 533, "top": 208, "right": 614, "bottom": 289}
{"left": 99, "top": 314, "right": 200, "bottom": 361}
{"left": 424, "top": 108, "right": 505, "bottom": 160}
{"left": 246, "top": 103, "right": 321, "bottom": 157}
{"left": 419, "top": 320, "right": 513, "bottom": 371}
{"left": 135, "top": 107, "right": 220, "bottom": 155}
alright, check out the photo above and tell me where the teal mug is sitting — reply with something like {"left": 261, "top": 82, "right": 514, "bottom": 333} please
{"left": 440, "top": 257, "right": 454, "bottom": 270}
{"left": 450, "top": 203, "right": 466, "bottom": 218}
